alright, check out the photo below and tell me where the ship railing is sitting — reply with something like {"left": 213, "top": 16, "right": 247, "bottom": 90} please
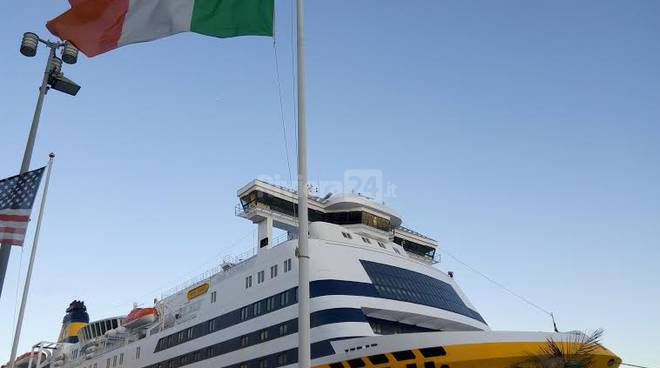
{"left": 406, "top": 250, "right": 441, "bottom": 265}
{"left": 235, "top": 203, "right": 300, "bottom": 224}
{"left": 27, "top": 342, "right": 58, "bottom": 368}
{"left": 160, "top": 246, "right": 257, "bottom": 299}
{"left": 396, "top": 225, "right": 437, "bottom": 242}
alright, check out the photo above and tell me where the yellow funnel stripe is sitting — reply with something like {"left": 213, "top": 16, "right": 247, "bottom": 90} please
{"left": 66, "top": 322, "right": 87, "bottom": 337}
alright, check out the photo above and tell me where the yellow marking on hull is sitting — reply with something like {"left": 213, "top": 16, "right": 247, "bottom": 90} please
{"left": 317, "top": 341, "right": 621, "bottom": 368}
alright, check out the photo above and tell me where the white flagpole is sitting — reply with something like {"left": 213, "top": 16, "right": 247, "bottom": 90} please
{"left": 8, "top": 153, "right": 55, "bottom": 368}
{"left": 295, "top": 0, "right": 311, "bottom": 368}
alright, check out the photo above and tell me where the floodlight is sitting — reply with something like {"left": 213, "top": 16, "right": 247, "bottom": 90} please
{"left": 20, "top": 32, "right": 39, "bottom": 57}
{"left": 48, "top": 73, "right": 81, "bottom": 96}
{"left": 62, "top": 42, "right": 78, "bottom": 64}
{"left": 49, "top": 57, "right": 63, "bottom": 74}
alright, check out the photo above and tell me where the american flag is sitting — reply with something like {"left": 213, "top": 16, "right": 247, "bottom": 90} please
{"left": 0, "top": 167, "right": 45, "bottom": 246}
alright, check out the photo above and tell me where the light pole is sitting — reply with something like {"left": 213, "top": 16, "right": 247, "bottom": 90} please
{"left": 0, "top": 33, "right": 81, "bottom": 300}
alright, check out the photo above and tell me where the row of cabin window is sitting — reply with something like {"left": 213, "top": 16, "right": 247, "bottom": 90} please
{"left": 341, "top": 232, "right": 398, "bottom": 253}
{"left": 231, "top": 349, "right": 297, "bottom": 368}
{"left": 245, "top": 258, "right": 292, "bottom": 289}
{"left": 155, "top": 288, "right": 297, "bottom": 352}
{"left": 103, "top": 353, "right": 124, "bottom": 368}
{"left": 239, "top": 289, "right": 295, "bottom": 321}
{"left": 240, "top": 353, "right": 289, "bottom": 368}
{"left": 83, "top": 349, "right": 140, "bottom": 368}
{"left": 337, "top": 360, "right": 447, "bottom": 368}
{"left": 152, "top": 320, "right": 296, "bottom": 368}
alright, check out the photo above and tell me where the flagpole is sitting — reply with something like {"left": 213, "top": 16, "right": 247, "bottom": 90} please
{"left": 8, "top": 153, "right": 55, "bottom": 368}
{"left": 0, "top": 46, "right": 56, "bottom": 300}
{"left": 295, "top": 0, "right": 311, "bottom": 368}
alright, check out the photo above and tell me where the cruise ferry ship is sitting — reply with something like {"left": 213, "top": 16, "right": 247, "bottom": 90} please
{"left": 10, "top": 179, "right": 620, "bottom": 368}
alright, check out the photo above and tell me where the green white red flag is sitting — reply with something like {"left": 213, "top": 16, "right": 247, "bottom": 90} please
{"left": 47, "top": 0, "right": 274, "bottom": 57}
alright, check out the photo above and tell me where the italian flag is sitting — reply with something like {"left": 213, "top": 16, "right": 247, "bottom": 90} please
{"left": 46, "top": 0, "right": 274, "bottom": 57}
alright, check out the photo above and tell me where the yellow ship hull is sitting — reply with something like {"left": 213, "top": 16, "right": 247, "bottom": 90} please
{"left": 317, "top": 332, "right": 621, "bottom": 368}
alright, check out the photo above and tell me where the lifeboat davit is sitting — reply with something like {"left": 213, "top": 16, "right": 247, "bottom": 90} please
{"left": 122, "top": 307, "right": 158, "bottom": 329}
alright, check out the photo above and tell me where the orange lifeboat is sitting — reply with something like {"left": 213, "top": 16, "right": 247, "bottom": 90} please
{"left": 7, "top": 352, "right": 46, "bottom": 368}
{"left": 122, "top": 307, "right": 158, "bottom": 329}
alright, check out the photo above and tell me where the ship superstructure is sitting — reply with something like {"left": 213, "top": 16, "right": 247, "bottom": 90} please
{"left": 13, "top": 180, "right": 620, "bottom": 368}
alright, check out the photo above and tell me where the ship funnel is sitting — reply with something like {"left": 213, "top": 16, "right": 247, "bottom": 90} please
{"left": 58, "top": 300, "right": 89, "bottom": 343}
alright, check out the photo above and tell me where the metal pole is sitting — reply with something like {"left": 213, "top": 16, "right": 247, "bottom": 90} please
{"left": 0, "top": 46, "right": 55, "bottom": 300}
{"left": 8, "top": 153, "right": 55, "bottom": 368}
{"left": 295, "top": 0, "right": 311, "bottom": 367}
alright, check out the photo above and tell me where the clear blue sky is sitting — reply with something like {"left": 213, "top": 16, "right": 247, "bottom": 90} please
{"left": 1, "top": 0, "right": 659, "bottom": 366}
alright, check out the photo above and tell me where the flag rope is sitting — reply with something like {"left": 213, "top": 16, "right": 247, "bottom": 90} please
{"left": 273, "top": 37, "right": 294, "bottom": 192}
{"left": 10, "top": 246, "right": 25, "bottom": 349}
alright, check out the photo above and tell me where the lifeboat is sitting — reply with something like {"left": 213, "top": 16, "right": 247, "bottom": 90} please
{"left": 122, "top": 307, "right": 158, "bottom": 329}
{"left": 10, "top": 352, "right": 46, "bottom": 368}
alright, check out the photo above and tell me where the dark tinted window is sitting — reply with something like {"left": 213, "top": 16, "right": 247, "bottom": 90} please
{"left": 368, "top": 355, "right": 389, "bottom": 365}
{"left": 367, "top": 317, "right": 437, "bottom": 335}
{"left": 424, "top": 363, "right": 435, "bottom": 368}
{"left": 360, "top": 260, "right": 486, "bottom": 324}
{"left": 392, "top": 351, "right": 416, "bottom": 361}
{"left": 347, "top": 359, "right": 365, "bottom": 368}
{"left": 419, "top": 347, "right": 447, "bottom": 358}
{"left": 330, "top": 363, "right": 344, "bottom": 368}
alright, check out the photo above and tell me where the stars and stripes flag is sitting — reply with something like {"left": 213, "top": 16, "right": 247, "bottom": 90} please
{"left": 0, "top": 167, "right": 45, "bottom": 246}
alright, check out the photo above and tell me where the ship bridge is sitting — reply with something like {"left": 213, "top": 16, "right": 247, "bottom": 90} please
{"left": 236, "top": 180, "right": 438, "bottom": 263}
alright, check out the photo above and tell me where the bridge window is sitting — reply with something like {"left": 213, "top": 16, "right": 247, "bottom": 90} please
{"left": 393, "top": 237, "right": 435, "bottom": 259}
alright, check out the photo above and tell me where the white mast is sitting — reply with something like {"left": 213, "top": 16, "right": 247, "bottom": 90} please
{"left": 8, "top": 153, "right": 55, "bottom": 368}
{"left": 295, "top": 0, "right": 311, "bottom": 367}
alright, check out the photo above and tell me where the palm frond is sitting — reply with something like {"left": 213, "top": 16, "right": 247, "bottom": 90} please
{"left": 509, "top": 329, "right": 605, "bottom": 368}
